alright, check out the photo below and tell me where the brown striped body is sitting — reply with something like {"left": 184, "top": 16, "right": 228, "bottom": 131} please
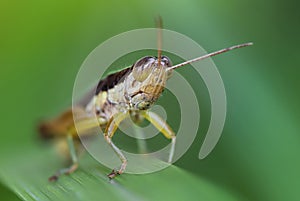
{"left": 39, "top": 56, "right": 173, "bottom": 139}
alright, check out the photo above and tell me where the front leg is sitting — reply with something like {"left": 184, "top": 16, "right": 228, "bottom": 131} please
{"left": 103, "top": 112, "right": 129, "bottom": 179}
{"left": 142, "top": 111, "right": 176, "bottom": 163}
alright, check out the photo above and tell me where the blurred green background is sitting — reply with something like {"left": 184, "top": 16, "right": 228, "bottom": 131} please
{"left": 0, "top": 0, "right": 299, "bottom": 200}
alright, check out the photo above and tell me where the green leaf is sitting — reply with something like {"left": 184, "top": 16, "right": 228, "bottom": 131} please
{"left": 0, "top": 145, "right": 239, "bottom": 201}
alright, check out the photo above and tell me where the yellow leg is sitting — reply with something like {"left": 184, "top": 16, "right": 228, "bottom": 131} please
{"left": 104, "top": 112, "right": 129, "bottom": 179}
{"left": 142, "top": 111, "right": 176, "bottom": 163}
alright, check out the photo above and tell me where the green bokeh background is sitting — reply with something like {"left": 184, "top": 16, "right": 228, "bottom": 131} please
{"left": 0, "top": 0, "right": 299, "bottom": 200}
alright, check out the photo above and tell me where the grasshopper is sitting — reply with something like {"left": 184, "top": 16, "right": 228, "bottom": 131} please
{"left": 39, "top": 19, "right": 252, "bottom": 181}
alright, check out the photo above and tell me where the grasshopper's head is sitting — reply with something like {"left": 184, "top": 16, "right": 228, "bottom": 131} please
{"left": 125, "top": 56, "right": 173, "bottom": 110}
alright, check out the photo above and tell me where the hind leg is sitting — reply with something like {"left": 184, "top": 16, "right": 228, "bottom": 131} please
{"left": 48, "top": 116, "right": 101, "bottom": 181}
{"left": 49, "top": 133, "right": 79, "bottom": 181}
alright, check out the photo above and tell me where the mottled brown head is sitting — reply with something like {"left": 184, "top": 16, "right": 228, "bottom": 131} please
{"left": 125, "top": 56, "right": 173, "bottom": 110}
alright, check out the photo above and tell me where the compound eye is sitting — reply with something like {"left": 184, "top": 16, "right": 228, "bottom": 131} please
{"left": 161, "top": 56, "right": 172, "bottom": 67}
{"left": 132, "top": 56, "right": 155, "bottom": 82}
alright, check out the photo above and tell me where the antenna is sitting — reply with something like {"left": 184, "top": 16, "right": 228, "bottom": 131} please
{"left": 168, "top": 42, "right": 253, "bottom": 70}
{"left": 156, "top": 16, "right": 163, "bottom": 66}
